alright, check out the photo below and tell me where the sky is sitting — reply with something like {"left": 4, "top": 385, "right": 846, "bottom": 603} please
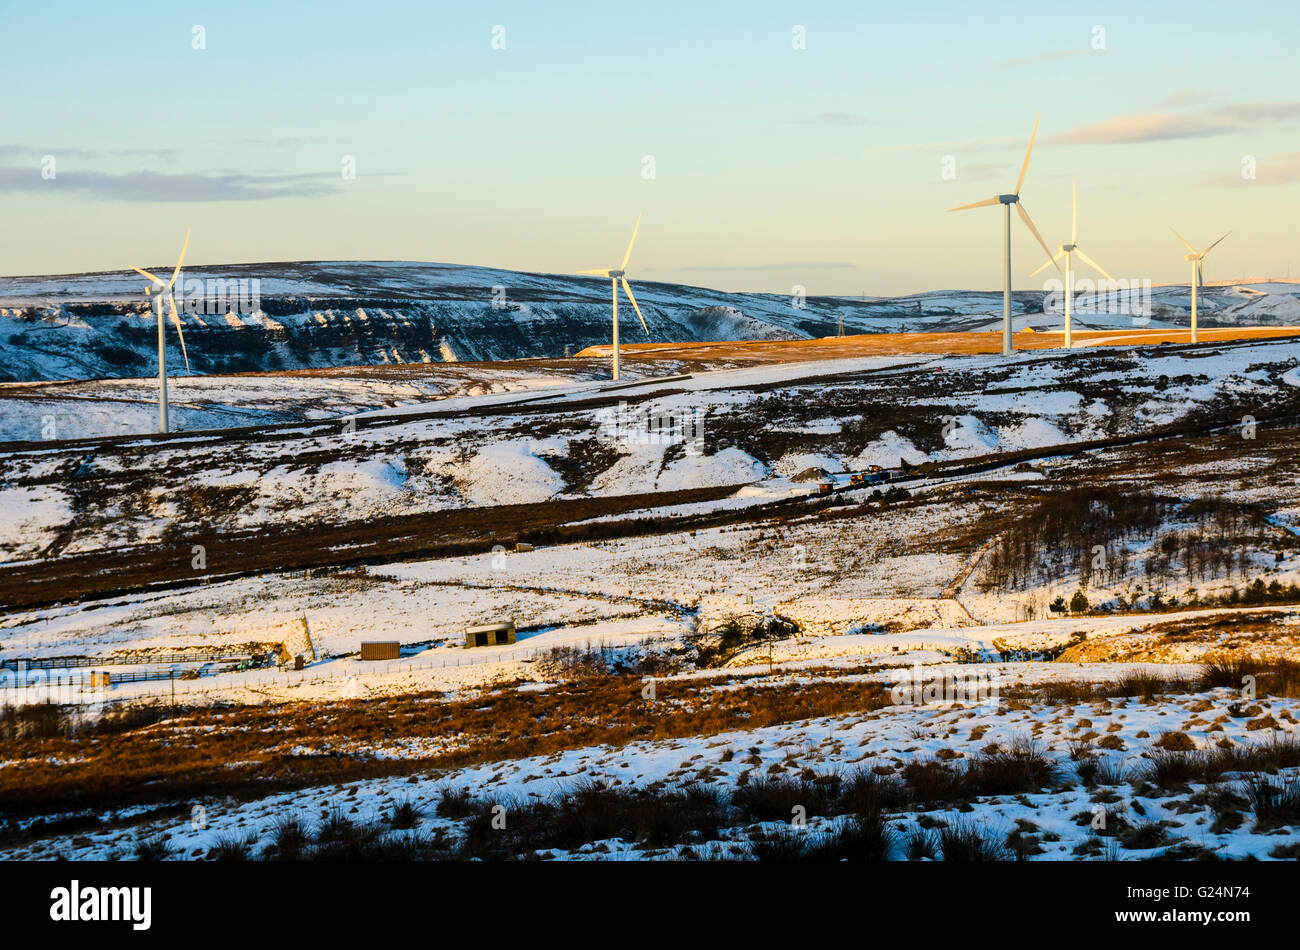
{"left": 2, "top": 0, "right": 1298, "bottom": 296}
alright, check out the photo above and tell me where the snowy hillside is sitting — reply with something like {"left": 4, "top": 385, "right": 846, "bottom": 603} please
{"left": 3, "top": 261, "right": 1298, "bottom": 382}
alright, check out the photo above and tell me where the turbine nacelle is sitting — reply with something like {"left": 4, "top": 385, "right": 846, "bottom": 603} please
{"left": 945, "top": 114, "right": 1059, "bottom": 356}
{"left": 130, "top": 230, "right": 193, "bottom": 434}
{"left": 576, "top": 215, "right": 650, "bottom": 381}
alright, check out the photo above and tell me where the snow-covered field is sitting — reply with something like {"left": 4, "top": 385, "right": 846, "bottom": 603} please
{"left": 3, "top": 326, "right": 1300, "bottom": 862}
{"left": 9, "top": 661, "right": 1300, "bottom": 862}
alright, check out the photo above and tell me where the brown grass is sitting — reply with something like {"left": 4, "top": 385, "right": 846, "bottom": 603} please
{"left": 0, "top": 676, "right": 894, "bottom": 819}
{"left": 581, "top": 326, "right": 1300, "bottom": 364}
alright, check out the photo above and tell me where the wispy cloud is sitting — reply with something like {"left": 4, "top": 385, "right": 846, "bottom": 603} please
{"left": 995, "top": 48, "right": 1099, "bottom": 70}
{"left": 1155, "top": 88, "right": 1208, "bottom": 109}
{"left": 1050, "top": 102, "right": 1300, "bottom": 145}
{"left": 0, "top": 167, "right": 344, "bottom": 201}
{"left": 0, "top": 144, "right": 181, "bottom": 161}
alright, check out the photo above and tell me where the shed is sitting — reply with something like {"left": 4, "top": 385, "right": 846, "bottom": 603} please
{"left": 464, "top": 621, "right": 516, "bottom": 649}
{"left": 359, "top": 641, "right": 401, "bottom": 661}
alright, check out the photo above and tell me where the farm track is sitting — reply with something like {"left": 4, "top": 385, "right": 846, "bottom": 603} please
{"left": 0, "top": 484, "right": 742, "bottom": 610}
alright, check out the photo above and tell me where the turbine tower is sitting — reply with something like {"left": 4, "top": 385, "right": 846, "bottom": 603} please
{"left": 1030, "top": 183, "right": 1113, "bottom": 349}
{"left": 130, "top": 231, "right": 193, "bottom": 434}
{"left": 1171, "top": 229, "right": 1229, "bottom": 343}
{"left": 948, "top": 114, "right": 1058, "bottom": 356}
{"left": 578, "top": 215, "right": 650, "bottom": 381}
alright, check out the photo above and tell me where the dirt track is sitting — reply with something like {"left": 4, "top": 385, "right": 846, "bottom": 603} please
{"left": 0, "top": 484, "right": 742, "bottom": 610}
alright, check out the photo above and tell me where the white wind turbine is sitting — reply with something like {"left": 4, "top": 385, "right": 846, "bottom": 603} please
{"left": 1030, "top": 182, "right": 1113, "bottom": 349}
{"left": 1171, "top": 228, "right": 1229, "bottom": 343}
{"left": 578, "top": 214, "right": 650, "bottom": 381}
{"left": 948, "top": 114, "right": 1059, "bottom": 355}
{"left": 130, "top": 230, "right": 192, "bottom": 433}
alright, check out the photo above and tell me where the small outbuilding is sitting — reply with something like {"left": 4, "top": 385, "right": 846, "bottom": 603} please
{"left": 359, "top": 641, "right": 401, "bottom": 661}
{"left": 464, "top": 621, "right": 516, "bottom": 649}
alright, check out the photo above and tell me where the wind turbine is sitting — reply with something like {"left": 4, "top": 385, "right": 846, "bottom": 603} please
{"left": 948, "top": 114, "right": 1059, "bottom": 356}
{"left": 1171, "top": 229, "right": 1229, "bottom": 343}
{"left": 578, "top": 214, "right": 650, "bottom": 382}
{"left": 130, "top": 230, "right": 192, "bottom": 433}
{"left": 1030, "top": 182, "right": 1112, "bottom": 349}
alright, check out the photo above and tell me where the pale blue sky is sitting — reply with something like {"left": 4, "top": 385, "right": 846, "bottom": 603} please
{"left": 2, "top": 0, "right": 1297, "bottom": 294}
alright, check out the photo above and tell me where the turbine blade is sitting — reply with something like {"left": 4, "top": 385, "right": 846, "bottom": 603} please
{"left": 1201, "top": 231, "right": 1230, "bottom": 256}
{"left": 1071, "top": 181, "right": 1078, "bottom": 244}
{"left": 1170, "top": 227, "right": 1197, "bottom": 254}
{"left": 946, "top": 196, "right": 1000, "bottom": 212}
{"left": 168, "top": 229, "right": 191, "bottom": 289}
{"left": 1197, "top": 260, "right": 1205, "bottom": 289}
{"left": 621, "top": 278, "right": 650, "bottom": 337}
{"left": 1014, "top": 112, "right": 1040, "bottom": 195}
{"left": 168, "top": 294, "right": 191, "bottom": 373}
{"left": 1029, "top": 249, "right": 1066, "bottom": 277}
{"left": 619, "top": 213, "right": 642, "bottom": 271}
{"left": 131, "top": 266, "right": 165, "bottom": 285}
{"left": 1017, "top": 202, "right": 1059, "bottom": 273}
{"left": 577, "top": 268, "right": 612, "bottom": 276}
{"left": 1074, "top": 247, "right": 1113, "bottom": 282}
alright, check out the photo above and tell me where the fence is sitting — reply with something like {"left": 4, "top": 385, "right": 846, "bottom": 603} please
{"left": 0, "top": 649, "right": 260, "bottom": 671}
{"left": 0, "top": 633, "right": 682, "bottom": 706}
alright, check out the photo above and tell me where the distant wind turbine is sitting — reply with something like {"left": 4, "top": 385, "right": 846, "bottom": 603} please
{"left": 130, "top": 230, "right": 193, "bottom": 433}
{"left": 1171, "top": 228, "right": 1229, "bottom": 343}
{"left": 1031, "top": 183, "right": 1112, "bottom": 349}
{"left": 578, "top": 215, "right": 650, "bottom": 381}
{"left": 948, "top": 114, "right": 1059, "bottom": 356}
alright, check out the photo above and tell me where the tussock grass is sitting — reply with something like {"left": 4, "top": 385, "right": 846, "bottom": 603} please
{"left": 390, "top": 798, "right": 421, "bottom": 829}
{"left": 132, "top": 833, "right": 173, "bottom": 861}
{"left": 749, "top": 812, "right": 893, "bottom": 862}
{"left": 1145, "top": 733, "right": 1300, "bottom": 788}
{"left": 1198, "top": 657, "right": 1300, "bottom": 698}
{"left": 1243, "top": 774, "right": 1300, "bottom": 827}
{"left": 901, "top": 737, "right": 1056, "bottom": 803}
{"left": 207, "top": 832, "right": 256, "bottom": 861}
{"left": 937, "top": 820, "right": 1008, "bottom": 861}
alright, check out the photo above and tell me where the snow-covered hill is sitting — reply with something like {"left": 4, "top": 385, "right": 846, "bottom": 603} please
{"left": 3, "top": 261, "right": 1297, "bottom": 382}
